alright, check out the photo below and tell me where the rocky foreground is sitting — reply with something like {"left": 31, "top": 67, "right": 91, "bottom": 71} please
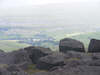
{"left": 0, "top": 38, "right": 100, "bottom": 75}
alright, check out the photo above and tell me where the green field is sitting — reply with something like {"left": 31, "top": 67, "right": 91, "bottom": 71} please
{"left": 46, "top": 31, "right": 100, "bottom": 51}
{"left": 70, "top": 32, "right": 100, "bottom": 51}
{"left": 0, "top": 31, "right": 100, "bottom": 52}
{"left": 0, "top": 40, "right": 30, "bottom": 52}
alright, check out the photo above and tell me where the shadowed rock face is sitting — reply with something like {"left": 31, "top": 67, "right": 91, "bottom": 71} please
{"left": 1, "top": 38, "right": 100, "bottom": 75}
{"left": 24, "top": 46, "right": 52, "bottom": 64}
{"left": 36, "top": 52, "right": 65, "bottom": 70}
{"left": 0, "top": 50, "right": 7, "bottom": 64}
{"left": 8, "top": 49, "right": 32, "bottom": 64}
{"left": 49, "top": 65, "right": 100, "bottom": 75}
{"left": 32, "top": 72, "right": 50, "bottom": 75}
{"left": 59, "top": 38, "right": 85, "bottom": 52}
{"left": 88, "top": 39, "right": 100, "bottom": 52}
{"left": 0, "top": 65, "right": 29, "bottom": 75}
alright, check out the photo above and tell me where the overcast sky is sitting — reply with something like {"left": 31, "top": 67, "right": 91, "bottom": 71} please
{"left": 0, "top": 0, "right": 99, "bottom": 8}
{"left": 0, "top": 0, "right": 100, "bottom": 25}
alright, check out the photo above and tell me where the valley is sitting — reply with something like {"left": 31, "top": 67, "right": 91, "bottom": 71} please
{"left": 0, "top": 22, "right": 100, "bottom": 51}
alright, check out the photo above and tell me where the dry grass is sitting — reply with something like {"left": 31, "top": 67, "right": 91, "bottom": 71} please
{"left": 0, "top": 64, "right": 8, "bottom": 68}
{"left": 65, "top": 57, "right": 81, "bottom": 62}
{"left": 24, "top": 64, "right": 47, "bottom": 74}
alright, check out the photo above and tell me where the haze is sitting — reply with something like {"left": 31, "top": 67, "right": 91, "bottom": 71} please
{"left": 0, "top": 0, "right": 100, "bottom": 24}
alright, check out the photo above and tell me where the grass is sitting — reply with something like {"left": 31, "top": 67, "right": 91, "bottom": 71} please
{"left": 0, "top": 40, "right": 30, "bottom": 52}
{"left": 24, "top": 64, "right": 47, "bottom": 74}
{"left": 0, "top": 64, "right": 8, "bottom": 68}
{"left": 65, "top": 58, "right": 81, "bottom": 62}
{"left": 0, "top": 31, "right": 100, "bottom": 52}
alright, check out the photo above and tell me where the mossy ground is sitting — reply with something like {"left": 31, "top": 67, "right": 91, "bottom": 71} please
{"left": 0, "top": 64, "right": 8, "bottom": 68}
{"left": 24, "top": 64, "right": 47, "bottom": 74}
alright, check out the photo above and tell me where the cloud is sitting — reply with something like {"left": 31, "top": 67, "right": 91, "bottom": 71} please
{"left": 0, "top": 0, "right": 99, "bottom": 8}
{"left": 0, "top": 0, "right": 99, "bottom": 17}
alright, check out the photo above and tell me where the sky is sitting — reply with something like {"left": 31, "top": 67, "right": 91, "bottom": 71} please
{"left": 0, "top": 0, "right": 100, "bottom": 25}
{"left": 0, "top": 0, "right": 99, "bottom": 8}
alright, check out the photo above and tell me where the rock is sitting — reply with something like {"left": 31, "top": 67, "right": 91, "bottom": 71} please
{"left": 0, "top": 65, "right": 29, "bottom": 75}
{"left": 1, "top": 45, "right": 100, "bottom": 75}
{"left": 64, "top": 60, "right": 86, "bottom": 68}
{"left": 36, "top": 52, "right": 65, "bottom": 70}
{"left": 59, "top": 38, "right": 85, "bottom": 52}
{"left": 6, "top": 65, "right": 22, "bottom": 72}
{"left": 0, "top": 68, "right": 10, "bottom": 75}
{"left": 32, "top": 72, "right": 50, "bottom": 75}
{"left": 0, "top": 50, "right": 7, "bottom": 64}
{"left": 7, "top": 49, "right": 32, "bottom": 65}
{"left": 50, "top": 65, "right": 100, "bottom": 75}
{"left": 88, "top": 60, "right": 100, "bottom": 66}
{"left": 0, "top": 49, "right": 32, "bottom": 70}
{"left": 6, "top": 65, "right": 29, "bottom": 75}
{"left": 24, "top": 46, "right": 52, "bottom": 64}
{"left": 91, "top": 53, "right": 100, "bottom": 60}
{"left": 0, "top": 49, "right": 5, "bottom": 53}
{"left": 88, "top": 39, "right": 100, "bottom": 52}
{"left": 65, "top": 51, "right": 92, "bottom": 62}
{"left": 65, "top": 51, "right": 84, "bottom": 58}
{"left": 0, "top": 46, "right": 52, "bottom": 65}
{"left": 77, "top": 66, "right": 100, "bottom": 75}
{"left": 17, "top": 62, "right": 31, "bottom": 70}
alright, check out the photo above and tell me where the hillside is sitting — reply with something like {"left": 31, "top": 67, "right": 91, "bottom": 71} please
{"left": 0, "top": 40, "right": 30, "bottom": 52}
{"left": 0, "top": 16, "right": 100, "bottom": 51}
{"left": 0, "top": 30, "right": 100, "bottom": 51}
{"left": 0, "top": 38, "right": 100, "bottom": 75}
{"left": 71, "top": 32, "right": 100, "bottom": 50}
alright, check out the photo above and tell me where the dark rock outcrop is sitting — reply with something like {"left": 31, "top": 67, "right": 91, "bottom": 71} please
{"left": 64, "top": 51, "right": 84, "bottom": 58}
{"left": 32, "top": 72, "right": 50, "bottom": 75}
{"left": 0, "top": 65, "right": 29, "bottom": 75}
{"left": 91, "top": 53, "right": 100, "bottom": 60}
{"left": 8, "top": 49, "right": 32, "bottom": 64}
{"left": 24, "top": 46, "right": 52, "bottom": 64}
{"left": 65, "top": 51, "right": 92, "bottom": 62}
{"left": 88, "top": 39, "right": 100, "bottom": 52}
{"left": 86, "top": 53, "right": 100, "bottom": 66}
{"left": 36, "top": 52, "right": 65, "bottom": 70}
{"left": 88, "top": 60, "right": 100, "bottom": 66}
{"left": 0, "top": 68, "right": 10, "bottom": 75}
{"left": 0, "top": 49, "right": 32, "bottom": 65}
{"left": 49, "top": 65, "right": 100, "bottom": 75}
{"left": 0, "top": 50, "right": 7, "bottom": 64}
{"left": 59, "top": 38, "right": 85, "bottom": 52}
{"left": 1, "top": 37, "right": 100, "bottom": 75}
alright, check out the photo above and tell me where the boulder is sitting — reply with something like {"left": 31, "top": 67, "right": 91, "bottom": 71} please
{"left": 64, "top": 51, "right": 84, "bottom": 58}
{"left": 17, "top": 62, "right": 31, "bottom": 70}
{"left": 0, "top": 49, "right": 32, "bottom": 70}
{"left": 88, "top": 60, "right": 100, "bottom": 66}
{"left": 65, "top": 51, "right": 92, "bottom": 62}
{"left": 59, "top": 38, "right": 85, "bottom": 52}
{"left": 88, "top": 39, "right": 100, "bottom": 52}
{"left": 0, "top": 65, "right": 29, "bottom": 75}
{"left": 29, "top": 65, "right": 100, "bottom": 75}
{"left": 6, "top": 65, "right": 29, "bottom": 75}
{"left": 0, "top": 49, "right": 5, "bottom": 53}
{"left": 24, "top": 46, "right": 52, "bottom": 64}
{"left": 0, "top": 46, "right": 52, "bottom": 65}
{"left": 36, "top": 52, "right": 66, "bottom": 70}
{"left": 91, "top": 53, "right": 100, "bottom": 60}
{"left": 6, "top": 65, "right": 22, "bottom": 72}
{"left": 7, "top": 49, "right": 32, "bottom": 65}
{"left": 32, "top": 72, "right": 50, "bottom": 75}
{"left": 50, "top": 65, "right": 100, "bottom": 75}
{"left": 0, "top": 50, "right": 7, "bottom": 64}
{"left": 0, "top": 67, "right": 10, "bottom": 75}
